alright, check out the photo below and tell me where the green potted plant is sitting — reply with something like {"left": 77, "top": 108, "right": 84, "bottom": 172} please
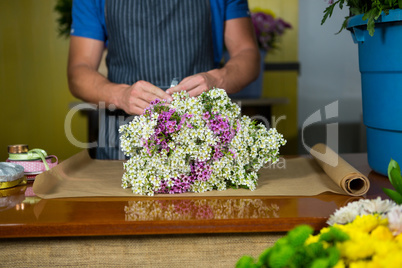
{"left": 321, "top": 0, "right": 402, "bottom": 176}
{"left": 54, "top": 0, "right": 72, "bottom": 38}
{"left": 322, "top": 0, "right": 402, "bottom": 36}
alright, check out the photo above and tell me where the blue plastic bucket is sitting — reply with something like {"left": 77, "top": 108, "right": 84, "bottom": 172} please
{"left": 348, "top": 9, "right": 402, "bottom": 175}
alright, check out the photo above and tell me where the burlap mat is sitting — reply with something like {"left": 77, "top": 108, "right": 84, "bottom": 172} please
{"left": 0, "top": 233, "right": 283, "bottom": 268}
{"left": 33, "top": 144, "right": 369, "bottom": 199}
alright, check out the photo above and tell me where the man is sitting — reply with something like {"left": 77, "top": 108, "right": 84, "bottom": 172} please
{"left": 68, "top": 0, "right": 260, "bottom": 159}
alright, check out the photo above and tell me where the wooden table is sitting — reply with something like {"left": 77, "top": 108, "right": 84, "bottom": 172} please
{"left": 0, "top": 153, "right": 394, "bottom": 267}
{"left": 0, "top": 153, "right": 391, "bottom": 239}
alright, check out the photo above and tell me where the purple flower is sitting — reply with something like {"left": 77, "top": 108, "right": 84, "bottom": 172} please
{"left": 213, "top": 147, "right": 224, "bottom": 161}
{"left": 202, "top": 112, "right": 211, "bottom": 120}
{"left": 150, "top": 99, "right": 161, "bottom": 105}
{"left": 251, "top": 12, "right": 292, "bottom": 51}
{"left": 228, "top": 149, "right": 237, "bottom": 158}
{"left": 191, "top": 161, "right": 212, "bottom": 182}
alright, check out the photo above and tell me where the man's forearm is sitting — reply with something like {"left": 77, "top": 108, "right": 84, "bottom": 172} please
{"left": 208, "top": 47, "right": 260, "bottom": 95}
{"left": 68, "top": 62, "right": 173, "bottom": 115}
{"left": 68, "top": 64, "right": 127, "bottom": 108}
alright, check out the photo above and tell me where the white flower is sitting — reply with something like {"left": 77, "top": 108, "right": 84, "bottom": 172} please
{"left": 358, "top": 196, "right": 396, "bottom": 215}
{"left": 327, "top": 197, "right": 397, "bottom": 226}
{"left": 387, "top": 205, "right": 402, "bottom": 235}
{"left": 327, "top": 207, "right": 360, "bottom": 225}
{"left": 119, "top": 88, "right": 286, "bottom": 195}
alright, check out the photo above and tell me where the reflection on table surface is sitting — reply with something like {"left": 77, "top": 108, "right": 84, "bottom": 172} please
{"left": 125, "top": 199, "right": 280, "bottom": 221}
{"left": 1, "top": 184, "right": 366, "bottom": 222}
{"left": 0, "top": 153, "right": 394, "bottom": 238}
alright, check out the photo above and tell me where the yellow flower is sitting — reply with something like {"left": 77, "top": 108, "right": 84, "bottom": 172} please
{"left": 305, "top": 234, "right": 319, "bottom": 245}
{"left": 348, "top": 260, "right": 378, "bottom": 268}
{"left": 335, "top": 224, "right": 370, "bottom": 242}
{"left": 372, "top": 249, "right": 402, "bottom": 268}
{"left": 333, "top": 214, "right": 402, "bottom": 268}
{"left": 333, "top": 260, "right": 346, "bottom": 268}
{"left": 372, "top": 240, "right": 397, "bottom": 258}
{"left": 348, "top": 214, "right": 387, "bottom": 233}
{"left": 371, "top": 225, "right": 393, "bottom": 241}
{"left": 250, "top": 7, "right": 276, "bottom": 17}
{"left": 338, "top": 238, "right": 375, "bottom": 261}
{"left": 395, "top": 233, "right": 402, "bottom": 246}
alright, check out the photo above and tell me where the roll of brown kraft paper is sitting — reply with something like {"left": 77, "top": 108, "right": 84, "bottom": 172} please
{"left": 310, "top": 143, "right": 370, "bottom": 196}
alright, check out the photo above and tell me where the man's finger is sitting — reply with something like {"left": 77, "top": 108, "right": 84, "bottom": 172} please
{"left": 166, "top": 83, "right": 187, "bottom": 94}
{"left": 186, "top": 86, "right": 207, "bottom": 98}
{"left": 138, "top": 81, "right": 173, "bottom": 102}
{"left": 129, "top": 98, "right": 151, "bottom": 115}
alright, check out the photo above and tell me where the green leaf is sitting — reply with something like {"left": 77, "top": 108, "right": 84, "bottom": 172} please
{"left": 388, "top": 159, "right": 401, "bottom": 179}
{"left": 367, "top": 17, "right": 376, "bottom": 36}
{"left": 389, "top": 167, "right": 402, "bottom": 194}
{"left": 321, "top": 3, "right": 336, "bottom": 25}
{"left": 327, "top": 247, "right": 341, "bottom": 267}
{"left": 399, "top": 0, "right": 402, "bottom": 9}
{"left": 350, "top": 7, "right": 362, "bottom": 15}
{"left": 236, "top": 256, "right": 257, "bottom": 268}
{"left": 335, "top": 18, "right": 349, "bottom": 35}
{"left": 311, "top": 258, "right": 330, "bottom": 268}
{"left": 268, "top": 245, "right": 294, "bottom": 268}
{"left": 383, "top": 187, "right": 402, "bottom": 204}
{"left": 362, "top": 9, "right": 371, "bottom": 20}
{"left": 257, "top": 247, "right": 272, "bottom": 266}
{"left": 325, "top": 227, "right": 349, "bottom": 242}
{"left": 305, "top": 242, "right": 325, "bottom": 258}
{"left": 374, "top": 7, "right": 383, "bottom": 20}
{"left": 54, "top": 0, "right": 73, "bottom": 38}
{"left": 287, "top": 225, "right": 314, "bottom": 247}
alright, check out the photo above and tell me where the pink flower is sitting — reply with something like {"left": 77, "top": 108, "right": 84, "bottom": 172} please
{"left": 251, "top": 12, "right": 292, "bottom": 51}
{"left": 202, "top": 112, "right": 210, "bottom": 120}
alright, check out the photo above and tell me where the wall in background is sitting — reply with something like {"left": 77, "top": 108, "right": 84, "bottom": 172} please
{"left": 0, "top": 1, "right": 362, "bottom": 161}
{"left": 249, "top": 0, "right": 298, "bottom": 63}
{"left": 0, "top": 1, "right": 87, "bottom": 161}
{"left": 298, "top": 0, "right": 364, "bottom": 153}
{"left": 249, "top": 0, "right": 299, "bottom": 155}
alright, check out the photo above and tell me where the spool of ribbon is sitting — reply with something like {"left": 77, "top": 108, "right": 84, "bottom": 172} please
{"left": 0, "top": 177, "right": 27, "bottom": 190}
{"left": 8, "top": 149, "right": 51, "bottom": 171}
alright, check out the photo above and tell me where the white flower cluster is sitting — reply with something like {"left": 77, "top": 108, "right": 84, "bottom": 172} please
{"left": 119, "top": 88, "right": 286, "bottom": 196}
{"left": 327, "top": 197, "right": 402, "bottom": 235}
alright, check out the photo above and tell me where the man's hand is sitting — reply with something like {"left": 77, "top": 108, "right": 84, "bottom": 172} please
{"left": 167, "top": 17, "right": 260, "bottom": 97}
{"left": 166, "top": 72, "right": 219, "bottom": 97}
{"left": 68, "top": 36, "right": 172, "bottom": 116}
{"left": 119, "top": 80, "right": 173, "bottom": 115}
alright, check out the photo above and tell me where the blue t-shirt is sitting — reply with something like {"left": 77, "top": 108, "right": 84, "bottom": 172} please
{"left": 70, "top": 0, "right": 250, "bottom": 67}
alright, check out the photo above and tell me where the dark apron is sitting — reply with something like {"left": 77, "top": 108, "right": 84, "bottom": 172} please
{"left": 97, "top": 0, "right": 214, "bottom": 159}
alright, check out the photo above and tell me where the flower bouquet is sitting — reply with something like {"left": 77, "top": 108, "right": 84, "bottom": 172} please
{"left": 237, "top": 197, "right": 402, "bottom": 268}
{"left": 251, "top": 8, "right": 292, "bottom": 52}
{"left": 119, "top": 88, "right": 286, "bottom": 196}
{"left": 236, "top": 160, "right": 402, "bottom": 267}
